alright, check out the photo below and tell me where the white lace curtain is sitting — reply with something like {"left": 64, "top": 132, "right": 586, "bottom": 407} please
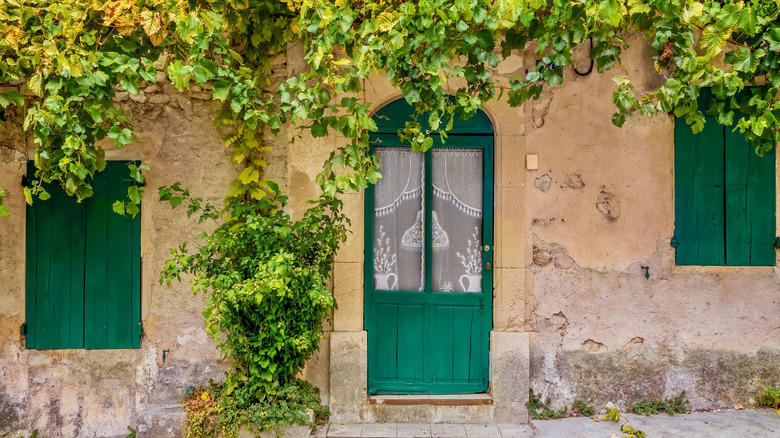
{"left": 373, "top": 146, "right": 483, "bottom": 293}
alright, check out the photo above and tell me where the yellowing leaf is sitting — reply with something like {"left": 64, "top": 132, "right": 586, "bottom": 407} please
{"left": 238, "top": 167, "right": 260, "bottom": 184}
{"left": 23, "top": 187, "right": 32, "bottom": 205}
{"left": 377, "top": 12, "right": 398, "bottom": 32}
{"left": 682, "top": 3, "right": 704, "bottom": 23}
{"left": 700, "top": 26, "right": 729, "bottom": 57}
{"left": 201, "top": 392, "right": 208, "bottom": 400}
{"left": 628, "top": 0, "right": 651, "bottom": 15}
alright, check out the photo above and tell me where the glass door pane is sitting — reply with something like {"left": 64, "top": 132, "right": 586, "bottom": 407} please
{"left": 431, "top": 148, "right": 484, "bottom": 292}
{"left": 373, "top": 146, "right": 424, "bottom": 291}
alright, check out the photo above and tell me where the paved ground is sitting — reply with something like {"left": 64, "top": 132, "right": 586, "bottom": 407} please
{"left": 312, "top": 408, "right": 780, "bottom": 437}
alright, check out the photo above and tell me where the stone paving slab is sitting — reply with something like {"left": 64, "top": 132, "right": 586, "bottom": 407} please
{"left": 314, "top": 409, "right": 780, "bottom": 437}
{"left": 431, "top": 424, "right": 466, "bottom": 437}
{"left": 531, "top": 409, "right": 780, "bottom": 438}
{"left": 463, "top": 424, "right": 501, "bottom": 437}
{"left": 396, "top": 423, "right": 433, "bottom": 437}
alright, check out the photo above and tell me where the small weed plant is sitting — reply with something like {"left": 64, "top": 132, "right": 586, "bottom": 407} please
{"left": 526, "top": 388, "right": 567, "bottom": 420}
{"left": 757, "top": 386, "right": 780, "bottom": 409}
{"left": 601, "top": 407, "right": 645, "bottom": 438}
{"left": 571, "top": 398, "right": 596, "bottom": 417}
{"left": 630, "top": 391, "right": 689, "bottom": 416}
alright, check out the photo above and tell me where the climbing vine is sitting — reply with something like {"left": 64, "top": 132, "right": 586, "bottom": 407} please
{"left": 2, "top": 1, "right": 780, "bottom": 208}
{"left": 3, "top": 0, "right": 780, "bottom": 434}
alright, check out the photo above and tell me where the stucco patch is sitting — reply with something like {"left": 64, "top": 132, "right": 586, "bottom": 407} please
{"left": 582, "top": 339, "right": 608, "bottom": 353}
{"left": 534, "top": 174, "right": 552, "bottom": 193}
{"left": 596, "top": 190, "right": 621, "bottom": 221}
{"left": 564, "top": 173, "right": 584, "bottom": 189}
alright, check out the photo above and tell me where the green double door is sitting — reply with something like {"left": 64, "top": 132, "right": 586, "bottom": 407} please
{"left": 365, "top": 101, "right": 494, "bottom": 394}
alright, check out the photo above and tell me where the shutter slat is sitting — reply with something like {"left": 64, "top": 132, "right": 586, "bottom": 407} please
{"left": 84, "top": 167, "right": 109, "bottom": 349}
{"left": 35, "top": 186, "right": 54, "bottom": 348}
{"left": 49, "top": 182, "right": 73, "bottom": 348}
{"left": 69, "top": 199, "right": 86, "bottom": 348}
{"left": 693, "top": 121, "right": 726, "bottom": 265}
{"left": 674, "top": 116, "right": 698, "bottom": 264}
{"left": 131, "top": 203, "right": 142, "bottom": 348}
{"left": 106, "top": 163, "right": 133, "bottom": 349}
{"left": 25, "top": 163, "right": 38, "bottom": 349}
{"left": 725, "top": 127, "right": 751, "bottom": 265}
{"left": 747, "top": 147, "right": 776, "bottom": 265}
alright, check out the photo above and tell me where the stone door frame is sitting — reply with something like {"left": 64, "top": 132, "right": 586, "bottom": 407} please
{"left": 327, "top": 89, "right": 531, "bottom": 424}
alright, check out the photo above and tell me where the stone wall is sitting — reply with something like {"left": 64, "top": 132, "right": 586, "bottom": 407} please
{"left": 0, "top": 67, "right": 246, "bottom": 437}
{"left": 522, "top": 36, "right": 780, "bottom": 411}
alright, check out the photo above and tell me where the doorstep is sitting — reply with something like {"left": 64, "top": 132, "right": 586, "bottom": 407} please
{"left": 368, "top": 394, "right": 493, "bottom": 406}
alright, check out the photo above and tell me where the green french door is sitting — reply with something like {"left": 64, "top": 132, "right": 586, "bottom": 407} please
{"left": 365, "top": 100, "right": 494, "bottom": 394}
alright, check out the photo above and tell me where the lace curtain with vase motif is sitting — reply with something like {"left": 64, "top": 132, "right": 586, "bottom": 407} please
{"left": 373, "top": 146, "right": 483, "bottom": 293}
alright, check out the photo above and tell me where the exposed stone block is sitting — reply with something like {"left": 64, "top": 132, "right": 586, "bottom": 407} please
{"left": 333, "top": 263, "right": 363, "bottom": 332}
{"left": 490, "top": 331, "right": 530, "bottom": 423}
{"left": 329, "top": 331, "right": 368, "bottom": 423}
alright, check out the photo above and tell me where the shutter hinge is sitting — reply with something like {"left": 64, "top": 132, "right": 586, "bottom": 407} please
{"left": 775, "top": 237, "right": 780, "bottom": 248}
{"left": 20, "top": 323, "right": 27, "bottom": 335}
{"left": 671, "top": 236, "right": 679, "bottom": 247}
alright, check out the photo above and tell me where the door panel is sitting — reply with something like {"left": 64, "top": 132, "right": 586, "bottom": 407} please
{"left": 432, "top": 305, "right": 485, "bottom": 382}
{"left": 366, "top": 132, "right": 493, "bottom": 395}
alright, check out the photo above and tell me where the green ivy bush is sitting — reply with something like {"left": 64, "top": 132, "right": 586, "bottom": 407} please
{"left": 161, "top": 184, "right": 345, "bottom": 435}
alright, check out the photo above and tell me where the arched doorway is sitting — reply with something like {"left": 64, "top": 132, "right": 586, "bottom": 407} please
{"left": 364, "top": 99, "right": 494, "bottom": 394}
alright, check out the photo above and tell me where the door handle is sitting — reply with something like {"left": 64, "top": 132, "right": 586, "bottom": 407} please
{"left": 485, "top": 262, "right": 491, "bottom": 271}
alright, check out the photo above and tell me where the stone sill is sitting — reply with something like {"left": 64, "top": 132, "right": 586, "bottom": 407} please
{"left": 368, "top": 394, "right": 493, "bottom": 406}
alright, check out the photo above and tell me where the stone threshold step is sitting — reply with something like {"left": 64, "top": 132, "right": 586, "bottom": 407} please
{"left": 368, "top": 394, "right": 493, "bottom": 406}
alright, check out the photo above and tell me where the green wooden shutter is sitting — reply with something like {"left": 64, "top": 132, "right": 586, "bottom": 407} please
{"left": 25, "top": 161, "right": 141, "bottom": 349}
{"left": 675, "top": 88, "right": 777, "bottom": 266}
{"left": 724, "top": 128, "right": 776, "bottom": 266}
{"left": 674, "top": 114, "right": 726, "bottom": 265}
{"left": 24, "top": 174, "right": 88, "bottom": 349}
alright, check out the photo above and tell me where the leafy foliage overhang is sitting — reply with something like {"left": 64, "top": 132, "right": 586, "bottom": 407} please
{"left": 0, "top": 0, "right": 779, "bottom": 213}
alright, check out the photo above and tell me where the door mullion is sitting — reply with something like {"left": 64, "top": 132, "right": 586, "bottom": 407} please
{"left": 423, "top": 147, "right": 434, "bottom": 383}
{"left": 424, "top": 148, "right": 433, "bottom": 292}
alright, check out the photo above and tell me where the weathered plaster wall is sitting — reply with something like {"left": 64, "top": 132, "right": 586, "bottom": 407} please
{"left": 3, "top": 33, "right": 779, "bottom": 436}
{"left": 523, "top": 37, "right": 780, "bottom": 410}
{"left": 0, "top": 66, "right": 280, "bottom": 436}
{"left": 0, "top": 46, "right": 332, "bottom": 437}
